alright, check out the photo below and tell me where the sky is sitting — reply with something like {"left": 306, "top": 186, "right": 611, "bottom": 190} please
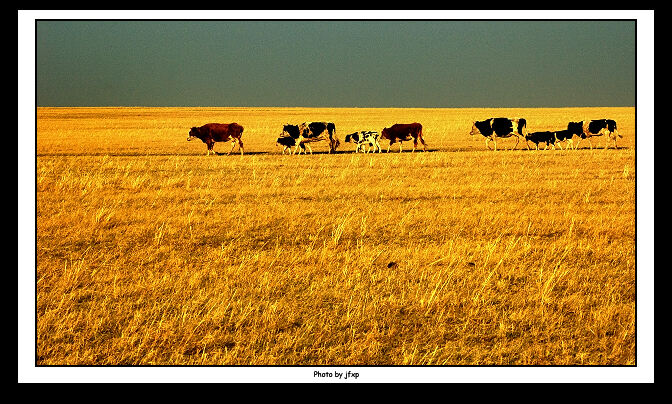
{"left": 35, "top": 19, "right": 636, "bottom": 108}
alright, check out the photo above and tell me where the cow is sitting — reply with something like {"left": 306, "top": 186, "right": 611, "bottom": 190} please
{"left": 276, "top": 136, "right": 306, "bottom": 155}
{"left": 525, "top": 131, "right": 557, "bottom": 150}
{"left": 470, "top": 118, "right": 527, "bottom": 151}
{"left": 553, "top": 128, "right": 581, "bottom": 150}
{"left": 187, "top": 123, "right": 244, "bottom": 155}
{"left": 344, "top": 131, "right": 381, "bottom": 153}
{"left": 568, "top": 119, "right": 622, "bottom": 149}
{"left": 380, "top": 123, "right": 426, "bottom": 152}
{"left": 281, "top": 122, "right": 339, "bottom": 154}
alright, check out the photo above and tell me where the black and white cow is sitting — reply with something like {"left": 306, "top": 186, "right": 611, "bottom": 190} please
{"left": 344, "top": 131, "right": 381, "bottom": 153}
{"left": 281, "top": 122, "right": 339, "bottom": 154}
{"left": 525, "top": 131, "right": 556, "bottom": 150}
{"left": 553, "top": 128, "right": 581, "bottom": 150}
{"left": 276, "top": 136, "right": 306, "bottom": 155}
{"left": 470, "top": 117, "right": 527, "bottom": 150}
{"left": 568, "top": 119, "right": 622, "bottom": 149}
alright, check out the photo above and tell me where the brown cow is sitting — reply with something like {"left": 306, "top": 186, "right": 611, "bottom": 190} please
{"left": 380, "top": 123, "right": 426, "bottom": 152}
{"left": 187, "top": 123, "right": 244, "bottom": 155}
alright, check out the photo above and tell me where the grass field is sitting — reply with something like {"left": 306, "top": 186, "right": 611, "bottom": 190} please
{"left": 34, "top": 106, "right": 636, "bottom": 365}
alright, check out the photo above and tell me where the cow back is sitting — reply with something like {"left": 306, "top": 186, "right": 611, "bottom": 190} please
{"left": 198, "top": 123, "right": 243, "bottom": 142}
{"left": 491, "top": 118, "right": 514, "bottom": 136}
{"left": 383, "top": 123, "right": 422, "bottom": 140}
{"left": 587, "top": 119, "right": 608, "bottom": 134}
{"left": 554, "top": 129, "right": 573, "bottom": 141}
{"left": 276, "top": 136, "right": 295, "bottom": 146}
{"left": 302, "top": 122, "right": 332, "bottom": 138}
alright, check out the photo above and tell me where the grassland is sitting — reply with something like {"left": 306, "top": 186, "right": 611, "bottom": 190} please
{"left": 34, "top": 107, "right": 636, "bottom": 365}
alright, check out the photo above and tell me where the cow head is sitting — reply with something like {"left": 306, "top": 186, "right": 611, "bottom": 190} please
{"left": 515, "top": 118, "right": 527, "bottom": 136}
{"left": 187, "top": 127, "right": 198, "bottom": 141}
{"left": 381, "top": 127, "right": 389, "bottom": 140}
{"left": 469, "top": 122, "right": 481, "bottom": 139}
{"left": 567, "top": 121, "right": 584, "bottom": 137}
{"left": 282, "top": 124, "right": 301, "bottom": 139}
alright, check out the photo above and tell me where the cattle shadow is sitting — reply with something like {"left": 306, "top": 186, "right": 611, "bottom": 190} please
{"left": 213, "top": 151, "right": 269, "bottom": 156}
{"left": 36, "top": 146, "right": 630, "bottom": 158}
{"left": 331, "top": 148, "right": 443, "bottom": 154}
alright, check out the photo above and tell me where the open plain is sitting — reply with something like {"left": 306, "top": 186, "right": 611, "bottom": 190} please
{"left": 35, "top": 106, "right": 635, "bottom": 365}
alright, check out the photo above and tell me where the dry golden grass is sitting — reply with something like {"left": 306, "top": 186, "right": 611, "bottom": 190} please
{"left": 35, "top": 106, "right": 635, "bottom": 365}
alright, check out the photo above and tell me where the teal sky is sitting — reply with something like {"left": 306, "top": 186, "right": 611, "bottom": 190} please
{"left": 36, "top": 20, "right": 636, "bottom": 107}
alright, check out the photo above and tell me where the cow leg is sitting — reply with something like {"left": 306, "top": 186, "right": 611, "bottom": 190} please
{"left": 486, "top": 137, "right": 498, "bottom": 151}
{"left": 608, "top": 134, "right": 617, "bottom": 149}
{"left": 511, "top": 136, "right": 519, "bottom": 151}
{"left": 230, "top": 139, "right": 244, "bottom": 155}
{"left": 399, "top": 142, "right": 403, "bottom": 153}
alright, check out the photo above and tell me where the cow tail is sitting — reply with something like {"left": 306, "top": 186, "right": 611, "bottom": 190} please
{"left": 419, "top": 125, "right": 427, "bottom": 146}
{"left": 329, "top": 123, "right": 338, "bottom": 151}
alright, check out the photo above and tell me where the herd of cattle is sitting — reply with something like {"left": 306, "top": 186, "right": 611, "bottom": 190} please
{"left": 186, "top": 117, "right": 622, "bottom": 155}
